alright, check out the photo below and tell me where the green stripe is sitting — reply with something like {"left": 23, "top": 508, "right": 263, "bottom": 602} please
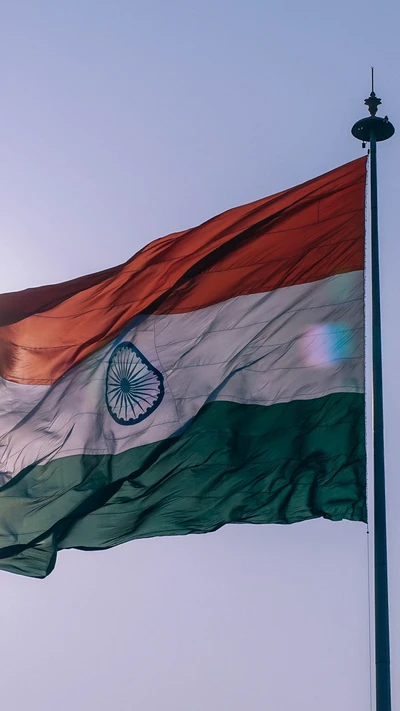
{"left": 0, "top": 393, "right": 366, "bottom": 578}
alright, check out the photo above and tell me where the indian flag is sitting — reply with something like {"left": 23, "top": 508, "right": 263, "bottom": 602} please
{"left": 0, "top": 157, "right": 367, "bottom": 578}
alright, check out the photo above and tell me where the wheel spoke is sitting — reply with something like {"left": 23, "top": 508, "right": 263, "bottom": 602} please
{"left": 106, "top": 342, "right": 163, "bottom": 424}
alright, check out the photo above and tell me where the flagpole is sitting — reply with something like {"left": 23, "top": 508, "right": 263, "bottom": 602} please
{"left": 351, "top": 73, "right": 394, "bottom": 711}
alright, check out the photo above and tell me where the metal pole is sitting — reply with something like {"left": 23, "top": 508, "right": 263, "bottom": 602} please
{"left": 351, "top": 77, "right": 394, "bottom": 711}
{"left": 370, "top": 122, "right": 391, "bottom": 711}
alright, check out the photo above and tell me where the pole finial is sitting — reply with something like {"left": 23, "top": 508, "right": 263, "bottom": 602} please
{"left": 365, "top": 67, "right": 381, "bottom": 117}
{"left": 351, "top": 72, "right": 395, "bottom": 143}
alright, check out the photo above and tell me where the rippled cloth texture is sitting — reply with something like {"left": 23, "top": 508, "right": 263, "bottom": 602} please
{"left": 0, "top": 157, "right": 367, "bottom": 577}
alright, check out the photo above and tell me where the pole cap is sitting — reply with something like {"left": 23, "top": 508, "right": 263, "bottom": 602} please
{"left": 351, "top": 70, "right": 395, "bottom": 143}
{"left": 352, "top": 115, "right": 395, "bottom": 143}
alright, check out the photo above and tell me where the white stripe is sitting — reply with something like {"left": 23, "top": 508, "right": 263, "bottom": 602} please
{"left": 0, "top": 271, "right": 364, "bottom": 482}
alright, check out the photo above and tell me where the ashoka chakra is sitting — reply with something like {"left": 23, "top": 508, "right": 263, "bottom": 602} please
{"left": 106, "top": 342, "right": 164, "bottom": 425}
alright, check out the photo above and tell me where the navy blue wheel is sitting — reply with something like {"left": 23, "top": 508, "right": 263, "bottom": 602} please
{"left": 106, "top": 342, "right": 164, "bottom": 425}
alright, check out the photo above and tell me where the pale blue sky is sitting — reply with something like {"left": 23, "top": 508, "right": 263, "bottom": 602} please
{"left": 0, "top": 1, "right": 399, "bottom": 710}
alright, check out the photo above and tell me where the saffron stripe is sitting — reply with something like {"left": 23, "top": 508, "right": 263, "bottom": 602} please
{"left": 0, "top": 158, "right": 366, "bottom": 384}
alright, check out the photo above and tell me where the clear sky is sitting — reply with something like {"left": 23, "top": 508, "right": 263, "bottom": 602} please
{"left": 0, "top": 1, "right": 399, "bottom": 709}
